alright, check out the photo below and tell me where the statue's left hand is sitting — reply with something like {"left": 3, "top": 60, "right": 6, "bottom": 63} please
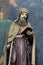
{"left": 26, "top": 31, "right": 33, "bottom": 36}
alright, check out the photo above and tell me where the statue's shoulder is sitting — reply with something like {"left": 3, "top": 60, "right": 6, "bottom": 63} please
{"left": 26, "top": 22, "right": 33, "bottom": 30}
{"left": 11, "top": 21, "right": 18, "bottom": 27}
{"left": 11, "top": 20, "right": 20, "bottom": 29}
{"left": 11, "top": 21, "right": 16, "bottom": 25}
{"left": 27, "top": 22, "right": 32, "bottom": 27}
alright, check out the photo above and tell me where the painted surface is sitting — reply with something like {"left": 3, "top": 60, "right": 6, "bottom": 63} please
{"left": 0, "top": 0, "right": 43, "bottom": 65}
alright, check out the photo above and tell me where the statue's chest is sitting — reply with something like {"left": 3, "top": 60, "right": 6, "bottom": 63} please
{"left": 17, "top": 26, "right": 26, "bottom": 35}
{"left": 17, "top": 27, "right": 23, "bottom": 35}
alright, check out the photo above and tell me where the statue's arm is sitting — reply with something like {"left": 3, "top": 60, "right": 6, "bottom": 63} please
{"left": 0, "top": 22, "right": 13, "bottom": 64}
{"left": 26, "top": 23, "right": 36, "bottom": 65}
{"left": 25, "top": 23, "right": 34, "bottom": 45}
{"left": 26, "top": 27, "right": 33, "bottom": 36}
{"left": 0, "top": 42, "right": 11, "bottom": 64}
{"left": 26, "top": 22, "right": 33, "bottom": 36}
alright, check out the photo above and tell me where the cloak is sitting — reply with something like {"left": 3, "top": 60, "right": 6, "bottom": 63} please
{"left": 0, "top": 22, "right": 36, "bottom": 65}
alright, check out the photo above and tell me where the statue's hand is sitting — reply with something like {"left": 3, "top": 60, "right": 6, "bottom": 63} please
{"left": 3, "top": 44, "right": 10, "bottom": 53}
{"left": 7, "top": 44, "right": 10, "bottom": 49}
{"left": 26, "top": 31, "right": 33, "bottom": 36}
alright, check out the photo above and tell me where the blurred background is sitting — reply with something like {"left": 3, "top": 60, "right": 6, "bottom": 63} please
{"left": 0, "top": 0, "right": 43, "bottom": 65}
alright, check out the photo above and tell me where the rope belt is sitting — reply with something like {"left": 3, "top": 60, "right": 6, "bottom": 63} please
{"left": 16, "top": 34, "right": 24, "bottom": 37}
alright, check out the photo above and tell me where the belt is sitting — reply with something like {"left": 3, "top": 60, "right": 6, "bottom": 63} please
{"left": 16, "top": 34, "right": 24, "bottom": 37}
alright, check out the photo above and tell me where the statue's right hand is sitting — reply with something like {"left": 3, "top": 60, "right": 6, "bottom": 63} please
{"left": 7, "top": 44, "right": 10, "bottom": 49}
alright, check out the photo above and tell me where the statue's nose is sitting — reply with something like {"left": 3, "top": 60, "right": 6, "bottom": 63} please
{"left": 22, "top": 15, "right": 27, "bottom": 18}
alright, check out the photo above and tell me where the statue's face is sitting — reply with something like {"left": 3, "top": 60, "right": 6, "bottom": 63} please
{"left": 20, "top": 12, "right": 27, "bottom": 20}
{"left": 17, "top": 12, "right": 28, "bottom": 26}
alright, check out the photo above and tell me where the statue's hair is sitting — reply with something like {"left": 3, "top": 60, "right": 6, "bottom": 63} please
{"left": 18, "top": 8, "right": 29, "bottom": 18}
{"left": 14, "top": 8, "right": 29, "bottom": 23}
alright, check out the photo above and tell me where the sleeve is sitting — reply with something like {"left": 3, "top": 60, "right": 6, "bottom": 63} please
{"left": 26, "top": 22, "right": 33, "bottom": 37}
{"left": 28, "top": 23, "right": 36, "bottom": 65}
{"left": 25, "top": 22, "right": 34, "bottom": 45}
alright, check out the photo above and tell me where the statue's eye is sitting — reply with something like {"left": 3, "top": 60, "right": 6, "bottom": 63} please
{"left": 21, "top": 13, "right": 27, "bottom": 16}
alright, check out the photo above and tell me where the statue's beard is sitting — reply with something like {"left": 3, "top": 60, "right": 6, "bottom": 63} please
{"left": 16, "top": 18, "right": 27, "bottom": 26}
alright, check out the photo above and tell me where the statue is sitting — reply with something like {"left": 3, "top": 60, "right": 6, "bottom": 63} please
{"left": 0, "top": 8, "right": 36, "bottom": 65}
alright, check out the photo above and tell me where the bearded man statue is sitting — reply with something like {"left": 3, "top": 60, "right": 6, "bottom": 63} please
{"left": 0, "top": 8, "right": 36, "bottom": 65}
